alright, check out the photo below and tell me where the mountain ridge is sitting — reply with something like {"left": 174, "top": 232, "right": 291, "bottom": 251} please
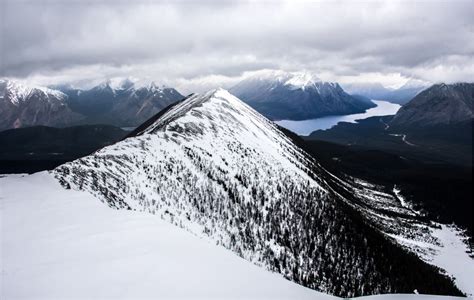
{"left": 53, "top": 89, "right": 466, "bottom": 297}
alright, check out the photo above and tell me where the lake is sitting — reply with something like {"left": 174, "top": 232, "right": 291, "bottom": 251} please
{"left": 275, "top": 100, "right": 401, "bottom": 136}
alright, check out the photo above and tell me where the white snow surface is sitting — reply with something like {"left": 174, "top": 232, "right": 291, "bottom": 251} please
{"left": 1, "top": 174, "right": 468, "bottom": 300}
{"left": 340, "top": 177, "right": 474, "bottom": 296}
{"left": 1, "top": 79, "right": 67, "bottom": 105}
{"left": 284, "top": 71, "right": 323, "bottom": 90}
{"left": 389, "top": 225, "right": 474, "bottom": 297}
{"left": 239, "top": 69, "right": 329, "bottom": 91}
{"left": 0, "top": 172, "right": 334, "bottom": 300}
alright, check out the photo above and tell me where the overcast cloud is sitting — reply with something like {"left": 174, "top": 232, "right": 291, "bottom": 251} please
{"left": 1, "top": 0, "right": 473, "bottom": 93}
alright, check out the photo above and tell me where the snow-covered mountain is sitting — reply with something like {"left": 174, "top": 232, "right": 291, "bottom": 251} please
{"left": 0, "top": 79, "right": 82, "bottom": 130}
{"left": 53, "top": 89, "right": 469, "bottom": 297}
{"left": 230, "top": 70, "right": 376, "bottom": 120}
{"left": 0, "top": 79, "right": 184, "bottom": 131}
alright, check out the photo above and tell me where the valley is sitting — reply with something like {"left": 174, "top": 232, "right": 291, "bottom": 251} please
{"left": 276, "top": 99, "right": 401, "bottom": 135}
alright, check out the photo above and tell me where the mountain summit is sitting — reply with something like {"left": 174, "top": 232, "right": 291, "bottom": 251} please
{"left": 54, "top": 89, "right": 464, "bottom": 297}
{"left": 0, "top": 79, "right": 82, "bottom": 130}
{"left": 230, "top": 70, "right": 375, "bottom": 120}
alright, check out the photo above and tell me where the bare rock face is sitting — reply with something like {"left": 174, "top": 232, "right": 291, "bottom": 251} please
{"left": 390, "top": 83, "right": 474, "bottom": 129}
{"left": 0, "top": 80, "right": 83, "bottom": 131}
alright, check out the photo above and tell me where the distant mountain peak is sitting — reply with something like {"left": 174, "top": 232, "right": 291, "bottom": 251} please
{"left": 1, "top": 79, "right": 33, "bottom": 105}
{"left": 0, "top": 79, "right": 80, "bottom": 129}
{"left": 243, "top": 69, "right": 323, "bottom": 89}
{"left": 93, "top": 80, "right": 116, "bottom": 94}
{"left": 1, "top": 79, "right": 67, "bottom": 105}
{"left": 148, "top": 81, "right": 159, "bottom": 89}
{"left": 116, "top": 78, "right": 135, "bottom": 90}
{"left": 230, "top": 70, "right": 375, "bottom": 120}
{"left": 147, "top": 81, "right": 167, "bottom": 93}
{"left": 284, "top": 71, "right": 322, "bottom": 90}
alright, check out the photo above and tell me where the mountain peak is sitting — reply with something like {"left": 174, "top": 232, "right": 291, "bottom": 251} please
{"left": 242, "top": 69, "right": 323, "bottom": 89}
{"left": 116, "top": 78, "right": 135, "bottom": 90}
{"left": 134, "top": 88, "right": 248, "bottom": 136}
{"left": 284, "top": 71, "right": 322, "bottom": 90}
{"left": 148, "top": 81, "right": 159, "bottom": 89}
{"left": 1, "top": 79, "right": 67, "bottom": 105}
{"left": 1, "top": 79, "right": 33, "bottom": 104}
{"left": 230, "top": 71, "right": 375, "bottom": 120}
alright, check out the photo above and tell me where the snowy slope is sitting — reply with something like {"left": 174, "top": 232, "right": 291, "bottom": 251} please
{"left": 0, "top": 172, "right": 333, "bottom": 300}
{"left": 327, "top": 175, "right": 474, "bottom": 296}
{"left": 1, "top": 173, "right": 468, "bottom": 300}
{"left": 53, "top": 89, "right": 465, "bottom": 297}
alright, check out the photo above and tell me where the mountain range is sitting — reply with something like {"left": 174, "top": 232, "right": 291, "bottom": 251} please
{"left": 0, "top": 79, "right": 184, "bottom": 131}
{"left": 51, "top": 89, "right": 471, "bottom": 297}
{"left": 342, "top": 79, "right": 429, "bottom": 105}
{"left": 230, "top": 70, "right": 376, "bottom": 120}
{"left": 0, "top": 79, "right": 83, "bottom": 130}
{"left": 309, "top": 83, "right": 473, "bottom": 165}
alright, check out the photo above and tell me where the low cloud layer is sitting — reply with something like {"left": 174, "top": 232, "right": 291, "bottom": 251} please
{"left": 2, "top": 0, "right": 473, "bottom": 93}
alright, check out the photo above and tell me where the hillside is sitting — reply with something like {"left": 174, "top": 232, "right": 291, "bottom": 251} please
{"left": 53, "top": 89, "right": 468, "bottom": 297}
{"left": 2, "top": 173, "right": 468, "bottom": 300}
{"left": 390, "top": 83, "right": 473, "bottom": 129}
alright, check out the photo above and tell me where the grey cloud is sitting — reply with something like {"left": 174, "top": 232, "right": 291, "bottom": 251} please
{"left": 1, "top": 0, "right": 473, "bottom": 90}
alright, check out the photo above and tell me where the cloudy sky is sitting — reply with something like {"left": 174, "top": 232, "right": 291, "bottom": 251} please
{"left": 1, "top": 0, "right": 473, "bottom": 93}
